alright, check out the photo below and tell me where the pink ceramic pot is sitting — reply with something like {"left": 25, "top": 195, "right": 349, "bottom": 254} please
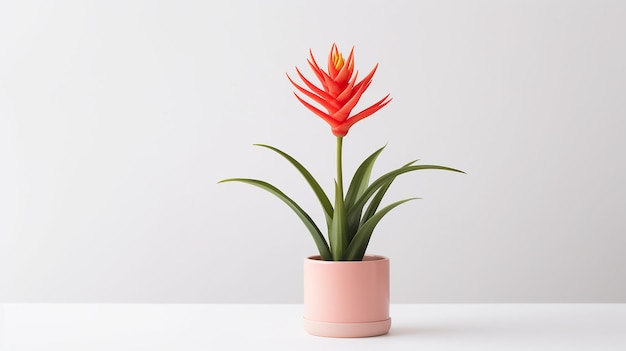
{"left": 303, "top": 255, "right": 391, "bottom": 337}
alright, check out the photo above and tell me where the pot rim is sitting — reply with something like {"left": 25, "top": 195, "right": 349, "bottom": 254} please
{"left": 305, "top": 254, "right": 388, "bottom": 264}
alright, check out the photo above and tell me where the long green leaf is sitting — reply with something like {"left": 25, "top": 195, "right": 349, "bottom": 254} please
{"left": 347, "top": 164, "right": 464, "bottom": 228}
{"left": 329, "top": 181, "right": 347, "bottom": 261}
{"left": 344, "top": 198, "right": 417, "bottom": 261}
{"left": 219, "top": 178, "right": 331, "bottom": 260}
{"left": 344, "top": 145, "right": 386, "bottom": 243}
{"left": 344, "top": 145, "right": 386, "bottom": 210}
{"left": 360, "top": 160, "right": 418, "bottom": 226}
{"left": 254, "top": 144, "right": 333, "bottom": 227}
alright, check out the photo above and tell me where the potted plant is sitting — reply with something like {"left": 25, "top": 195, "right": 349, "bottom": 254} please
{"left": 220, "top": 44, "right": 463, "bottom": 337}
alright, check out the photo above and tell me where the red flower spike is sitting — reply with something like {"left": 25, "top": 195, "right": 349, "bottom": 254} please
{"left": 287, "top": 44, "right": 391, "bottom": 137}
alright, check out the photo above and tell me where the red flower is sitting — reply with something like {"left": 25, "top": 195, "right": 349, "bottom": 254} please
{"left": 287, "top": 44, "right": 392, "bottom": 137}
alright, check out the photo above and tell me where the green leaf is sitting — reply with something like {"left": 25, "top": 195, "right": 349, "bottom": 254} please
{"left": 254, "top": 144, "right": 333, "bottom": 227}
{"left": 219, "top": 178, "right": 331, "bottom": 260}
{"left": 361, "top": 160, "right": 418, "bottom": 226}
{"left": 344, "top": 145, "right": 386, "bottom": 210}
{"left": 329, "top": 181, "right": 347, "bottom": 261}
{"left": 344, "top": 145, "right": 386, "bottom": 243}
{"left": 344, "top": 198, "right": 417, "bottom": 261}
{"left": 347, "top": 164, "right": 464, "bottom": 229}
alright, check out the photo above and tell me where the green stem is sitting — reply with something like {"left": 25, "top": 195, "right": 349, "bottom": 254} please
{"left": 336, "top": 136, "right": 344, "bottom": 194}
{"left": 332, "top": 136, "right": 346, "bottom": 260}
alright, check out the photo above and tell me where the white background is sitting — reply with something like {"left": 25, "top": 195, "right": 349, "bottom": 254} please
{"left": 1, "top": 0, "right": 625, "bottom": 303}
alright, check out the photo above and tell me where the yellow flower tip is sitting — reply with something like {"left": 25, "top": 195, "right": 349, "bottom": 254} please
{"left": 332, "top": 49, "right": 345, "bottom": 70}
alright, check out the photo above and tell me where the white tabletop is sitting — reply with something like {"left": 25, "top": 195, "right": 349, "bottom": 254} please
{"left": 1, "top": 304, "right": 625, "bottom": 350}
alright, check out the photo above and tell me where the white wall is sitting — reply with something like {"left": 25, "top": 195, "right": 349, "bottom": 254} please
{"left": 1, "top": 0, "right": 625, "bottom": 303}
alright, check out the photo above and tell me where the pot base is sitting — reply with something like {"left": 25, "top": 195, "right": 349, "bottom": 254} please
{"left": 303, "top": 318, "right": 391, "bottom": 338}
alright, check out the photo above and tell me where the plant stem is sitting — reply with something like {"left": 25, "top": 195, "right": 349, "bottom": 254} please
{"left": 332, "top": 136, "right": 346, "bottom": 260}
{"left": 336, "top": 136, "right": 344, "bottom": 195}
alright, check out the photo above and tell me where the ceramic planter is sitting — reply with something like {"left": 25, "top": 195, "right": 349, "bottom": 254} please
{"left": 303, "top": 255, "right": 391, "bottom": 337}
